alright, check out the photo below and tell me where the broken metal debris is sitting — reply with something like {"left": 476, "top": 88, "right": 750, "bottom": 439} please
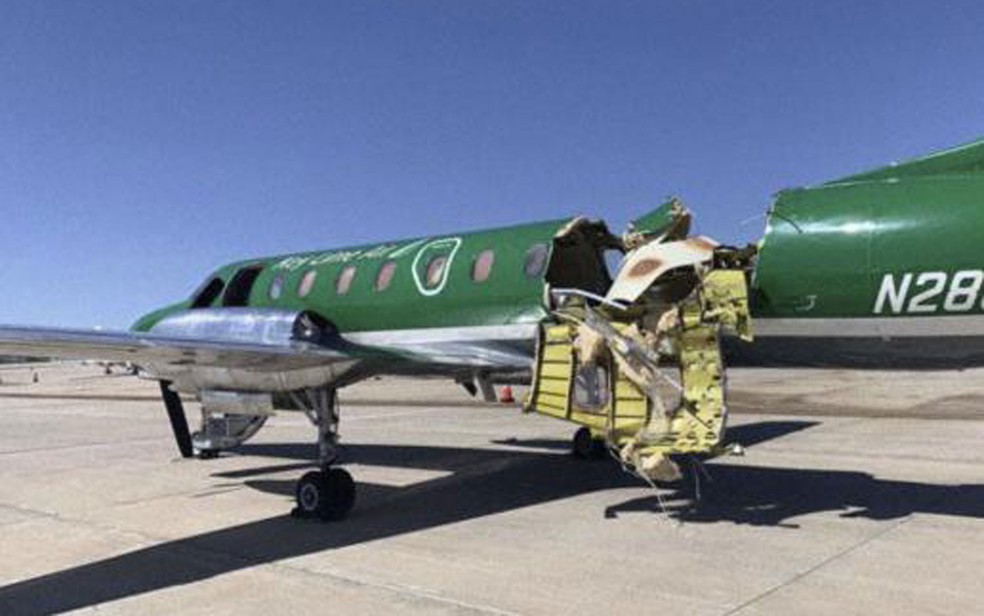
{"left": 526, "top": 201, "right": 754, "bottom": 484}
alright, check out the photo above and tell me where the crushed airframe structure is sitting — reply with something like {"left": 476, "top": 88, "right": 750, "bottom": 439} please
{"left": 525, "top": 200, "right": 754, "bottom": 483}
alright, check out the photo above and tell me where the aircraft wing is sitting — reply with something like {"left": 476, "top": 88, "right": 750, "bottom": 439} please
{"left": 0, "top": 308, "right": 536, "bottom": 391}
{"left": 0, "top": 325, "right": 356, "bottom": 371}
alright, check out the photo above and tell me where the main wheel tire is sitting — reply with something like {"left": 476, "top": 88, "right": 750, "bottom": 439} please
{"left": 321, "top": 468, "right": 356, "bottom": 521}
{"left": 294, "top": 469, "right": 356, "bottom": 521}
{"left": 572, "top": 427, "right": 606, "bottom": 459}
{"left": 295, "top": 471, "right": 327, "bottom": 518}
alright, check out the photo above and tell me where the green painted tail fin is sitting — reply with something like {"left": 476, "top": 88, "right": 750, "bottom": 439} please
{"left": 829, "top": 138, "right": 984, "bottom": 184}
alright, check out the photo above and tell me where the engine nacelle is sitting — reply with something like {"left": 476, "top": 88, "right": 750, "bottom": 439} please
{"left": 150, "top": 308, "right": 335, "bottom": 347}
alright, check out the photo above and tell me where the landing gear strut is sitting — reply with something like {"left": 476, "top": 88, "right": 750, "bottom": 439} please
{"left": 290, "top": 387, "right": 356, "bottom": 521}
{"left": 159, "top": 380, "right": 194, "bottom": 458}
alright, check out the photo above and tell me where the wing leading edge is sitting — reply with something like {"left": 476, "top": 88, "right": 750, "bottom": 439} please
{"left": 0, "top": 324, "right": 354, "bottom": 371}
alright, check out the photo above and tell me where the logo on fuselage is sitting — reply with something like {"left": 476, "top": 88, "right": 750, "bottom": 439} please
{"left": 411, "top": 238, "right": 462, "bottom": 296}
{"left": 874, "top": 271, "right": 984, "bottom": 314}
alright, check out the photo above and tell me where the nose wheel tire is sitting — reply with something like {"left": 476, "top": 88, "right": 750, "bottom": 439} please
{"left": 293, "top": 468, "right": 356, "bottom": 521}
{"left": 572, "top": 426, "right": 607, "bottom": 459}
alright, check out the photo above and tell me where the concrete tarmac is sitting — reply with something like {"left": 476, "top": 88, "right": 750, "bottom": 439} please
{"left": 0, "top": 362, "right": 981, "bottom": 615}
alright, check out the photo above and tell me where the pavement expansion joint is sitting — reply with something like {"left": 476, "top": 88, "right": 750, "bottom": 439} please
{"left": 0, "top": 436, "right": 167, "bottom": 457}
{"left": 722, "top": 515, "right": 914, "bottom": 615}
{"left": 263, "top": 561, "right": 524, "bottom": 616}
{"left": 0, "top": 502, "right": 60, "bottom": 526}
{"left": 747, "top": 444, "right": 984, "bottom": 467}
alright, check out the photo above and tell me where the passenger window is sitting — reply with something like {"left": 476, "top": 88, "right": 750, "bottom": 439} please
{"left": 269, "top": 274, "right": 285, "bottom": 300}
{"left": 425, "top": 255, "right": 448, "bottom": 289}
{"left": 191, "top": 277, "right": 225, "bottom": 309}
{"left": 222, "top": 265, "right": 264, "bottom": 307}
{"left": 524, "top": 243, "right": 550, "bottom": 278}
{"left": 376, "top": 261, "right": 397, "bottom": 291}
{"left": 472, "top": 249, "right": 495, "bottom": 283}
{"left": 336, "top": 265, "right": 356, "bottom": 295}
{"left": 297, "top": 270, "right": 317, "bottom": 298}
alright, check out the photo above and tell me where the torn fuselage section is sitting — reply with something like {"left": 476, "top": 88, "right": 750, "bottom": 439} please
{"left": 527, "top": 201, "right": 754, "bottom": 483}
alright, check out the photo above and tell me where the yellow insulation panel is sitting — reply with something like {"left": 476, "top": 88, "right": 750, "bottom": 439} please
{"left": 614, "top": 380, "right": 645, "bottom": 400}
{"left": 537, "top": 378, "right": 571, "bottom": 397}
{"left": 542, "top": 345, "right": 572, "bottom": 363}
{"left": 612, "top": 396, "right": 647, "bottom": 418}
{"left": 539, "top": 362, "right": 572, "bottom": 379}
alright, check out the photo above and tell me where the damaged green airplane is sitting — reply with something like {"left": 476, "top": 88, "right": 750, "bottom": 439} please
{"left": 1, "top": 138, "right": 981, "bottom": 520}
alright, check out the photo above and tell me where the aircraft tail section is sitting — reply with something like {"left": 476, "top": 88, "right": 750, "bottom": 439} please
{"left": 828, "top": 137, "right": 984, "bottom": 184}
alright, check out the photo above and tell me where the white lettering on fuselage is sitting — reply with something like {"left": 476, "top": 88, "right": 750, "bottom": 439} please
{"left": 271, "top": 242, "right": 404, "bottom": 271}
{"left": 874, "top": 271, "right": 984, "bottom": 314}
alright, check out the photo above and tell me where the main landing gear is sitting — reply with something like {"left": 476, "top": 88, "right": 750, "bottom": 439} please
{"left": 571, "top": 426, "right": 607, "bottom": 459}
{"left": 295, "top": 468, "right": 356, "bottom": 521}
{"left": 289, "top": 387, "right": 356, "bottom": 521}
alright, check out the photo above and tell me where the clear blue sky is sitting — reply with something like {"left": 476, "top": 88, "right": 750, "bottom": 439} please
{"left": 2, "top": 1, "right": 983, "bottom": 328}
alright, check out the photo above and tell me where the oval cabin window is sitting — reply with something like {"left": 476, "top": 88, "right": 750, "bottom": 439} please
{"left": 269, "top": 274, "right": 285, "bottom": 300}
{"left": 472, "top": 249, "right": 494, "bottom": 283}
{"left": 425, "top": 255, "right": 448, "bottom": 289}
{"left": 298, "top": 270, "right": 317, "bottom": 298}
{"left": 336, "top": 265, "right": 356, "bottom": 295}
{"left": 376, "top": 261, "right": 397, "bottom": 291}
{"left": 524, "top": 243, "right": 550, "bottom": 279}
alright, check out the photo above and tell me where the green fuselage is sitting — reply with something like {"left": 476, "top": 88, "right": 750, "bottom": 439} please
{"left": 134, "top": 218, "right": 569, "bottom": 336}
{"left": 136, "top": 139, "right": 984, "bottom": 370}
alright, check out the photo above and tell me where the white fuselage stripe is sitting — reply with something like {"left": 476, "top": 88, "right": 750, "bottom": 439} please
{"left": 345, "top": 323, "right": 539, "bottom": 346}
{"left": 346, "top": 316, "right": 984, "bottom": 346}
{"left": 753, "top": 315, "right": 984, "bottom": 338}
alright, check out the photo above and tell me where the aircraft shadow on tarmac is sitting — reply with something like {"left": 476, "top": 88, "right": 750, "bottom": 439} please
{"left": 1, "top": 420, "right": 982, "bottom": 615}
